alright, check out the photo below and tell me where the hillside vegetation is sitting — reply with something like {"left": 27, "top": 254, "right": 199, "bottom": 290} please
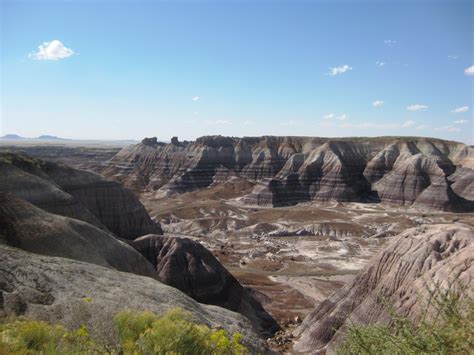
{"left": 0, "top": 308, "right": 249, "bottom": 355}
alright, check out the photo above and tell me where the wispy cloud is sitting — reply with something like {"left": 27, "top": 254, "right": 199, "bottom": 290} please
{"left": 193, "top": 111, "right": 199, "bottom": 115}
{"left": 401, "top": 120, "right": 416, "bottom": 128}
{"left": 448, "top": 55, "right": 459, "bottom": 60}
{"left": 415, "top": 124, "right": 429, "bottom": 130}
{"left": 191, "top": 96, "right": 200, "bottom": 102}
{"left": 384, "top": 40, "right": 397, "bottom": 47}
{"left": 464, "top": 65, "right": 474, "bottom": 76}
{"left": 454, "top": 119, "right": 469, "bottom": 125}
{"left": 243, "top": 120, "right": 254, "bottom": 126}
{"left": 339, "top": 122, "right": 396, "bottom": 130}
{"left": 328, "top": 65, "right": 352, "bottom": 76}
{"left": 29, "top": 40, "right": 75, "bottom": 60}
{"left": 339, "top": 120, "right": 416, "bottom": 130}
{"left": 452, "top": 106, "right": 469, "bottom": 113}
{"left": 280, "top": 120, "right": 298, "bottom": 126}
{"left": 434, "top": 125, "right": 462, "bottom": 132}
{"left": 407, "top": 104, "right": 428, "bottom": 111}
{"left": 372, "top": 100, "right": 384, "bottom": 108}
{"left": 204, "top": 119, "right": 231, "bottom": 125}
{"left": 323, "top": 113, "right": 347, "bottom": 121}
{"left": 375, "top": 61, "right": 386, "bottom": 67}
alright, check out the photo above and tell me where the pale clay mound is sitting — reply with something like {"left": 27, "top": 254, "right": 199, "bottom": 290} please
{"left": 105, "top": 136, "right": 474, "bottom": 212}
{"left": 293, "top": 223, "right": 474, "bottom": 354}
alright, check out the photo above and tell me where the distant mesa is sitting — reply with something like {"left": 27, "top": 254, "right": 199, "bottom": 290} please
{"left": 36, "top": 135, "right": 66, "bottom": 140}
{"left": 0, "top": 134, "right": 24, "bottom": 139}
{"left": 0, "top": 134, "right": 67, "bottom": 140}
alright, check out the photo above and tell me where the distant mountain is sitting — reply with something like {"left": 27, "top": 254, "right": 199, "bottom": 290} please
{"left": 0, "top": 134, "right": 24, "bottom": 139}
{"left": 36, "top": 135, "right": 67, "bottom": 140}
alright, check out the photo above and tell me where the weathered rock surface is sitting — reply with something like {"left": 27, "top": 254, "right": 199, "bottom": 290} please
{"left": 293, "top": 224, "right": 474, "bottom": 354}
{"left": 129, "top": 234, "right": 280, "bottom": 337}
{"left": 0, "top": 193, "right": 157, "bottom": 278}
{"left": 0, "top": 153, "right": 162, "bottom": 239}
{"left": 0, "top": 244, "right": 266, "bottom": 352}
{"left": 105, "top": 136, "right": 474, "bottom": 211}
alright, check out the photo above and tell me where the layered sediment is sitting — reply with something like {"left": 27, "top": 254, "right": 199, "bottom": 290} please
{"left": 130, "top": 234, "right": 280, "bottom": 337}
{"left": 0, "top": 153, "right": 162, "bottom": 239}
{"left": 293, "top": 223, "right": 474, "bottom": 353}
{"left": 105, "top": 136, "right": 474, "bottom": 211}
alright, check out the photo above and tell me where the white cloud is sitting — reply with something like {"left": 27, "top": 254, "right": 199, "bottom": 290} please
{"left": 280, "top": 120, "right": 298, "bottom": 126}
{"left": 193, "top": 111, "right": 199, "bottom": 115}
{"left": 452, "top": 106, "right": 469, "bottom": 113}
{"left": 29, "top": 40, "right": 75, "bottom": 60}
{"left": 448, "top": 55, "right": 459, "bottom": 60}
{"left": 434, "top": 125, "right": 462, "bottom": 132}
{"left": 339, "top": 122, "right": 398, "bottom": 130}
{"left": 243, "top": 120, "right": 254, "bottom": 126}
{"left": 323, "top": 113, "right": 347, "bottom": 121}
{"left": 384, "top": 40, "right": 397, "bottom": 47}
{"left": 401, "top": 120, "right": 416, "bottom": 128}
{"left": 372, "top": 100, "right": 384, "bottom": 107}
{"left": 454, "top": 119, "right": 469, "bottom": 125}
{"left": 407, "top": 104, "right": 428, "bottom": 111}
{"left": 464, "top": 65, "right": 474, "bottom": 76}
{"left": 204, "top": 119, "right": 231, "bottom": 125}
{"left": 415, "top": 124, "right": 429, "bottom": 130}
{"left": 339, "top": 120, "right": 416, "bottom": 130}
{"left": 328, "top": 65, "right": 352, "bottom": 76}
{"left": 191, "top": 96, "right": 200, "bottom": 102}
{"left": 375, "top": 61, "right": 386, "bottom": 67}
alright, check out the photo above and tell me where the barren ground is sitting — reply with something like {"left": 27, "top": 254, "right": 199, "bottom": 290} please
{"left": 142, "top": 177, "right": 474, "bottom": 325}
{"left": 6, "top": 144, "right": 473, "bottom": 338}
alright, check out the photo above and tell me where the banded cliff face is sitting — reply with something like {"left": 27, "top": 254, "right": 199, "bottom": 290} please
{"left": 105, "top": 136, "right": 474, "bottom": 211}
{"left": 0, "top": 153, "right": 162, "bottom": 240}
{"left": 293, "top": 224, "right": 474, "bottom": 354}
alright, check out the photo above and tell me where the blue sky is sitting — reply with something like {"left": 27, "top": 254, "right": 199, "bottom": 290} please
{"left": 1, "top": 0, "right": 473, "bottom": 143}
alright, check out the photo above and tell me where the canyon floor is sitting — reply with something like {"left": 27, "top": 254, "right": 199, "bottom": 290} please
{"left": 3, "top": 142, "right": 474, "bottom": 352}
{"left": 142, "top": 179, "right": 474, "bottom": 324}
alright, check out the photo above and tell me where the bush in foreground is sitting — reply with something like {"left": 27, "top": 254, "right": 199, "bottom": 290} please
{"left": 115, "top": 308, "right": 249, "bottom": 355}
{"left": 0, "top": 319, "right": 103, "bottom": 354}
{"left": 338, "top": 287, "right": 474, "bottom": 354}
{"left": 0, "top": 307, "right": 249, "bottom": 354}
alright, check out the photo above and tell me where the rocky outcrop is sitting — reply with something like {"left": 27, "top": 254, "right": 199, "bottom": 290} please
{"left": 0, "top": 153, "right": 162, "bottom": 239}
{"left": 129, "top": 234, "right": 280, "bottom": 337}
{"left": 293, "top": 224, "right": 474, "bottom": 354}
{"left": 0, "top": 193, "right": 156, "bottom": 278}
{"left": 105, "top": 136, "right": 474, "bottom": 211}
{"left": 0, "top": 244, "right": 266, "bottom": 352}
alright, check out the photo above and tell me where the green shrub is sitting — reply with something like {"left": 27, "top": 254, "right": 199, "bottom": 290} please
{"left": 114, "top": 309, "right": 159, "bottom": 353}
{"left": 338, "top": 287, "right": 474, "bottom": 354}
{"left": 0, "top": 318, "right": 105, "bottom": 354}
{"left": 0, "top": 308, "right": 250, "bottom": 354}
{"left": 115, "top": 308, "right": 250, "bottom": 355}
